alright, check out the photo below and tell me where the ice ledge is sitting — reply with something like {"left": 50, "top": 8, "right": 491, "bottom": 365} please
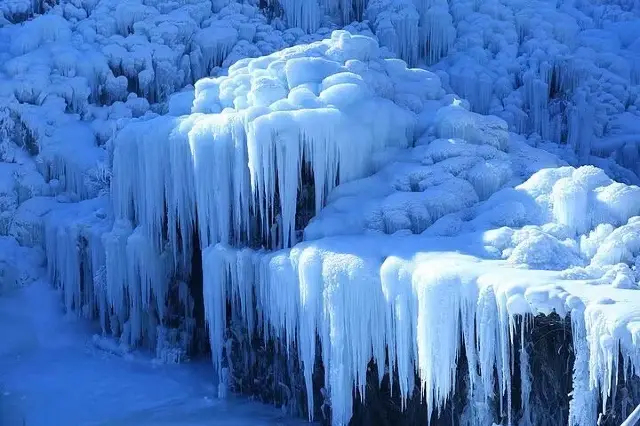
{"left": 203, "top": 163, "right": 640, "bottom": 425}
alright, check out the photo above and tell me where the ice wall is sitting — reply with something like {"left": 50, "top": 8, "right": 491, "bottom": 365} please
{"left": 203, "top": 163, "right": 640, "bottom": 425}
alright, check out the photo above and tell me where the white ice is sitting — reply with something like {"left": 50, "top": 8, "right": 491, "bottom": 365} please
{"left": 2, "top": 0, "right": 640, "bottom": 425}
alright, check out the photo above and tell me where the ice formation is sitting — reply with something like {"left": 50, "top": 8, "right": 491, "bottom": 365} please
{"left": 2, "top": 0, "right": 640, "bottom": 425}
{"left": 202, "top": 127, "right": 640, "bottom": 425}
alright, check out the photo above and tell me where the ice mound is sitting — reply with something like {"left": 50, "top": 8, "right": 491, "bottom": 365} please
{"left": 112, "top": 30, "right": 445, "bottom": 254}
{"left": 303, "top": 110, "right": 555, "bottom": 241}
{"left": 0, "top": 235, "right": 44, "bottom": 293}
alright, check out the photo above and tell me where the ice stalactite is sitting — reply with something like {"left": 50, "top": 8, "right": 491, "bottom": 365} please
{"left": 125, "top": 227, "right": 173, "bottom": 343}
{"left": 518, "top": 318, "right": 533, "bottom": 426}
{"left": 103, "top": 220, "right": 132, "bottom": 332}
{"left": 380, "top": 256, "right": 416, "bottom": 410}
{"left": 365, "top": 0, "right": 420, "bottom": 67}
{"left": 113, "top": 31, "right": 429, "bottom": 255}
{"left": 110, "top": 113, "right": 220, "bottom": 348}
{"left": 568, "top": 309, "right": 598, "bottom": 426}
{"left": 108, "top": 33, "right": 435, "bottom": 359}
{"left": 191, "top": 26, "right": 239, "bottom": 79}
{"left": 200, "top": 167, "right": 640, "bottom": 423}
{"left": 522, "top": 70, "right": 552, "bottom": 142}
{"left": 44, "top": 197, "right": 112, "bottom": 317}
{"left": 412, "top": 264, "right": 465, "bottom": 421}
{"left": 190, "top": 113, "right": 251, "bottom": 249}
{"left": 583, "top": 303, "right": 638, "bottom": 420}
{"left": 46, "top": 212, "right": 82, "bottom": 313}
{"left": 297, "top": 246, "right": 329, "bottom": 419}
{"left": 418, "top": 2, "right": 454, "bottom": 65}
{"left": 248, "top": 104, "right": 414, "bottom": 247}
{"left": 101, "top": 220, "right": 175, "bottom": 348}
{"left": 205, "top": 244, "right": 582, "bottom": 426}
{"left": 111, "top": 117, "right": 179, "bottom": 253}
{"left": 276, "top": 0, "right": 322, "bottom": 33}
{"left": 203, "top": 244, "right": 235, "bottom": 390}
{"left": 621, "top": 404, "right": 640, "bottom": 426}
{"left": 567, "top": 89, "right": 595, "bottom": 161}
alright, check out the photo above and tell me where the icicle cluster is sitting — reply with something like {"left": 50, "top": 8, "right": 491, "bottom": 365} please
{"left": 201, "top": 244, "right": 549, "bottom": 425}
{"left": 43, "top": 197, "right": 112, "bottom": 319}
{"left": 105, "top": 31, "right": 441, "bottom": 352}
{"left": 111, "top": 31, "right": 439, "bottom": 252}
{"left": 201, "top": 157, "right": 640, "bottom": 425}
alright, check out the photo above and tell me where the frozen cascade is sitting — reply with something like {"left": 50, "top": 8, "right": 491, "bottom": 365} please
{"left": 19, "top": 5, "right": 640, "bottom": 422}
{"left": 518, "top": 319, "right": 533, "bottom": 426}
{"left": 568, "top": 310, "right": 598, "bottom": 426}
{"left": 418, "top": 2, "right": 454, "bottom": 65}
{"left": 105, "top": 30, "right": 438, "bottom": 361}
{"left": 200, "top": 154, "right": 640, "bottom": 425}
{"left": 276, "top": 0, "right": 322, "bottom": 33}
{"left": 365, "top": 0, "right": 420, "bottom": 67}
{"left": 204, "top": 242, "right": 625, "bottom": 426}
{"left": 268, "top": 0, "right": 456, "bottom": 67}
{"left": 111, "top": 31, "right": 432, "bottom": 255}
{"left": 44, "top": 197, "right": 111, "bottom": 315}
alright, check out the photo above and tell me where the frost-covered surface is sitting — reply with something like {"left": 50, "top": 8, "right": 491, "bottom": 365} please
{"left": 0, "top": 281, "right": 313, "bottom": 426}
{"left": 0, "top": 235, "right": 44, "bottom": 293}
{"left": 2, "top": 0, "right": 640, "bottom": 424}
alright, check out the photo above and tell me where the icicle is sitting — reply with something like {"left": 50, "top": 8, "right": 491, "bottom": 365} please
{"left": 44, "top": 198, "right": 111, "bottom": 317}
{"left": 584, "top": 304, "right": 620, "bottom": 419}
{"left": 621, "top": 405, "right": 640, "bottom": 426}
{"left": 247, "top": 109, "right": 347, "bottom": 248}
{"left": 112, "top": 117, "right": 178, "bottom": 252}
{"left": 380, "top": 256, "right": 416, "bottom": 408}
{"left": 103, "top": 220, "right": 132, "bottom": 324}
{"left": 365, "top": 0, "right": 419, "bottom": 66}
{"left": 190, "top": 114, "right": 250, "bottom": 248}
{"left": 566, "top": 89, "right": 594, "bottom": 162}
{"left": 46, "top": 218, "right": 82, "bottom": 313}
{"left": 412, "top": 264, "right": 463, "bottom": 421}
{"left": 477, "top": 284, "right": 500, "bottom": 404}
{"left": 497, "top": 290, "right": 513, "bottom": 426}
{"left": 522, "top": 71, "right": 550, "bottom": 140}
{"left": 275, "top": 0, "right": 322, "bottom": 33}
{"left": 519, "top": 318, "right": 532, "bottom": 426}
{"left": 126, "top": 227, "right": 173, "bottom": 330}
{"left": 568, "top": 309, "right": 597, "bottom": 426}
{"left": 167, "top": 117, "right": 198, "bottom": 273}
{"left": 419, "top": 4, "right": 454, "bottom": 65}
{"left": 203, "top": 244, "right": 231, "bottom": 388}
{"left": 295, "top": 246, "right": 325, "bottom": 420}
{"left": 234, "top": 248, "right": 258, "bottom": 335}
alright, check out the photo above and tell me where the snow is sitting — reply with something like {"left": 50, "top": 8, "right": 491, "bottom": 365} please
{"left": 2, "top": 0, "right": 640, "bottom": 424}
{"left": 0, "top": 281, "right": 313, "bottom": 426}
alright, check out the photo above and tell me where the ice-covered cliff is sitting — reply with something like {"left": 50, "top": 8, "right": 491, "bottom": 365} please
{"left": 1, "top": 0, "right": 640, "bottom": 425}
